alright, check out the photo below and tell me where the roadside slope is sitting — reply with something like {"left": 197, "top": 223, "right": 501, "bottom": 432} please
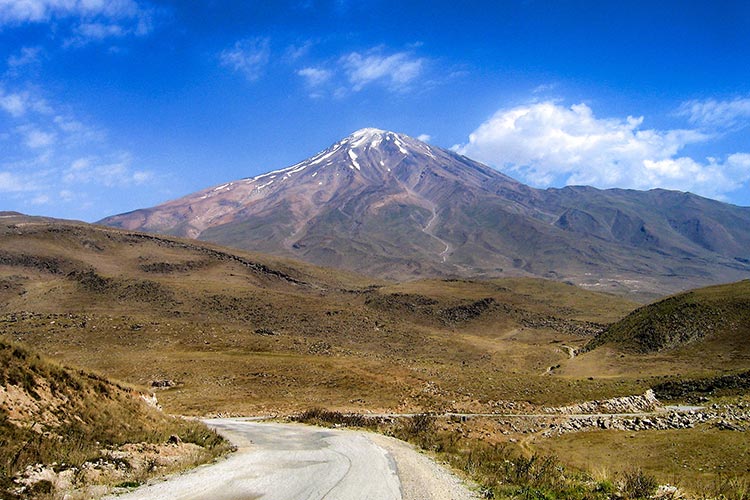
{"left": 0, "top": 338, "right": 230, "bottom": 499}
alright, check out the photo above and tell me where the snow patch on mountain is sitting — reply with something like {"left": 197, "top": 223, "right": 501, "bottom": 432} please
{"left": 348, "top": 150, "right": 361, "bottom": 170}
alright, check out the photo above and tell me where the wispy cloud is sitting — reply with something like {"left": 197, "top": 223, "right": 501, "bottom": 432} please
{"left": 0, "top": 0, "right": 140, "bottom": 24}
{"left": 17, "top": 124, "right": 56, "bottom": 148}
{"left": 285, "top": 40, "right": 315, "bottom": 61}
{"left": 0, "top": 0, "right": 156, "bottom": 46}
{"left": 297, "top": 66, "right": 331, "bottom": 87}
{"left": 220, "top": 37, "right": 271, "bottom": 82}
{"left": 64, "top": 155, "right": 152, "bottom": 187}
{"left": 7, "top": 46, "right": 43, "bottom": 70}
{"left": 0, "top": 83, "right": 155, "bottom": 216}
{"left": 341, "top": 50, "right": 425, "bottom": 91}
{"left": 454, "top": 101, "right": 750, "bottom": 201}
{"left": 0, "top": 87, "right": 51, "bottom": 117}
{"left": 677, "top": 97, "right": 750, "bottom": 131}
{"left": 0, "top": 171, "right": 32, "bottom": 192}
{"left": 294, "top": 46, "right": 429, "bottom": 97}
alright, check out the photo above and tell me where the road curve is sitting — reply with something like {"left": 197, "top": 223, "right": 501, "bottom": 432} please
{"left": 107, "top": 419, "right": 477, "bottom": 500}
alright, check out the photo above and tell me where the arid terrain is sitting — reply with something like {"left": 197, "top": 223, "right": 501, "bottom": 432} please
{"left": 1, "top": 213, "right": 749, "bottom": 498}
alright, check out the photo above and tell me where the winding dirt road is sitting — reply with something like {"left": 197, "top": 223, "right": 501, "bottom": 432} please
{"left": 108, "top": 419, "right": 477, "bottom": 500}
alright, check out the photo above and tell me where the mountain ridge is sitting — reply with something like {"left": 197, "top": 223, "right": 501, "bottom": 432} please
{"left": 100, "top": 128, "right": 750, "bottom": 298}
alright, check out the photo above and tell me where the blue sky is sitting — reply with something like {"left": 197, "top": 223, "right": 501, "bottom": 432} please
{"left": 1, "top": 0, "right": 749, "bottom": 221}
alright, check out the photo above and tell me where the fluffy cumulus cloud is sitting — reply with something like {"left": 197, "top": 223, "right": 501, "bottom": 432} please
{"left": 342, "top": 50, "right": 424, "bottom": 91}
{"left": 677, "top": 97, "right": 750, "bottom": 131}
{"left": 220, "top": 37, "right": 271, "bottom": 82}
{"left": 0, "top": 87, "right": 51, "bottom": 117}
{"left": 454, "top": 101, "right": 750, "bottom": 200}
{"left": 0, "top": 171, "right": 30, "bottom": 192}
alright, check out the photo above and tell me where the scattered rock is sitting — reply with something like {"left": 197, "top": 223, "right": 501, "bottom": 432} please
{"left": 151, "top": 380, "right": 176, "bottom": 389}
{"left": 254, "top": 328, "right": 277, "bottom": 336}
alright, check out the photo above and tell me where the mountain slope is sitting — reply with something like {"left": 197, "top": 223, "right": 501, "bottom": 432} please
{"left": 100, "top": 128, "right": 750, "bottom": 297}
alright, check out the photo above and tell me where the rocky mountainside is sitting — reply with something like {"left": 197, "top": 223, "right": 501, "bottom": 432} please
{"left": 100, "top": 128, "right": 750, "bottom": 298}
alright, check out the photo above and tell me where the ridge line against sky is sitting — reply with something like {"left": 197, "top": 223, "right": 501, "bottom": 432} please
{"left": 0, "top": 0, "right": 749, "bottom": 221}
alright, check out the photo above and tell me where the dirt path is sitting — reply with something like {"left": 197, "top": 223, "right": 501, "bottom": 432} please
{"left": 398, "top": 182, "right": 453, "bottom": 262}
{"left": 107, "top": 419, "right": 477, "bottom": 500}
{"left": 422, "top": 201, "right": 453, "bottom": 262}
{"left": 368, "top": 433, "right": 477, "bottom": 500}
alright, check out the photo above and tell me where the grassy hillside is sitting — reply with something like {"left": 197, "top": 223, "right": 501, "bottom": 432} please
{"left": 4, "top": 214, "right": 750, "bottom": 496}
{"left": 0, "top": 214, "right": 641, "bottom": 415}
{"left": 0, "top": 338, "right": 229, "bottom": 499}
{"left": 586, "top": 280, "right": 750, "bottom": 353}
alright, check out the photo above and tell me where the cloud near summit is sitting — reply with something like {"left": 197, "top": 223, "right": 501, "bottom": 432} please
{"left": 454, "top": 101, "right": 750, "bottom": 201}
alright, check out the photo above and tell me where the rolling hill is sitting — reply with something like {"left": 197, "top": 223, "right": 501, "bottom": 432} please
{"left": 585, "top": 279, "right": 750, "bottom": 354}
{"left": 4, "top": 213, "right": 750, "bottom": 498}
{"left": 100, "top": 128, "right": 750, "bottom": 299}
{"left": 0, "top": 213, "right": 643, "bottom": 415}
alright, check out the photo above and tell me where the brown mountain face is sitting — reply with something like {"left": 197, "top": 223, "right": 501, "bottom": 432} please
{"left": 100, "top": 128, "right": 750, "bottom": 299}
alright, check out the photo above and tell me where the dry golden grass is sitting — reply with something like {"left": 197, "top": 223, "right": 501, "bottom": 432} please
{"left": 0, "top": 218, "right": 650, "bottom": 415}
{"left": 3, "top": 216, "right": 750, "bottom": 495}
{"left": 531, "top": 425, "right": 750, "bottom": 496}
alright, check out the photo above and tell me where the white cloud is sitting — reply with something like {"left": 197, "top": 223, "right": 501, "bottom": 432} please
{"left": 18, "top": 125, "right": 56, "bottom": 148}
{"left": 0, "top": 171, "right": 29, "bottom": 192}
{"left": 454, "top": 101, "right": 750, "bottom": 200}
{"left": 7, "top": 46, "right": 42, "bottom": 69}
{"left": 417, "top": 134, "right": 431, "bottom": 142}
{"left": 342, "top": 50, "right": 424, "bottom": 91}
{"left": 0, "top": 83, "right": 157, "bottom": 217}
{"left": 0, "top": 0, "right": 155, "bottom": 46}
{"left": 0, "top": 88, "right": 51, "bottom": 117}
{"left": 31, "top": 193, "right": 51, "bottom": 205}
{"left": 297, "top": 67, "right": 331, "bottom": 86}
{"left": 220, "top": 37, "right": 271, "bottom": 82}
{"left": 64, "top": 154, "right": 152, "bottom": 187}
{"left": 285, "top": 40, "right": 314, "bottom": 61}
{"left": 677, "top": 97, "right": 750, "bottom": 131}
{"left": 0, "top": 0, "right": 142, "bottom": 24}
{"left": 0, "top": 91, "right": 27, "bottom": 116}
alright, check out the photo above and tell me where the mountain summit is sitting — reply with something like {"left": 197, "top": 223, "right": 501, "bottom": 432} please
{"left": 101, "top": 129, "right": 750, "bottom": 297}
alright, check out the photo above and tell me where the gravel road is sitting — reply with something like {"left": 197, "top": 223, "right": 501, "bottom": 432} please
{"left": 107, "top": 419, "right": 477, "bottom": 500}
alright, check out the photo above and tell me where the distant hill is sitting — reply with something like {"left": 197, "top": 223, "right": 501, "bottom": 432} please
{"left": 100, "top": 128, "right": 750, "bottom": 298}
{"left": 585, "top": 280, "right": 750, "bottom": 353}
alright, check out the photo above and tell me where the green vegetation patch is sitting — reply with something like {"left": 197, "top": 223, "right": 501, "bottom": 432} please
{"left": 586, "top": 280, "right": 750, "bottom": 353}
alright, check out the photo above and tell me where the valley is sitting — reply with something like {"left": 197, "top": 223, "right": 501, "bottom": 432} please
{"left": 1, "top": 212, "right": 749, "bottom": 498}
{"left": 3, "top": 2, "right": 749, "bottom": 499}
